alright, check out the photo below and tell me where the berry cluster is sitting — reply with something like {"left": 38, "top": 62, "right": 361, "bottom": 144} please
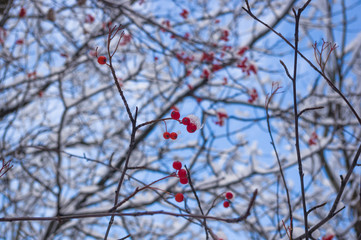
{"left": 220, "top": 29, "right": 229, "bottom": 42}
{"left": 163, "top": 132, "right": 178, "bottom": 140}
{"left": 247, "top": 88, "right": 258, "bottom": 103}
{"left": 223, "top": 191, "right": 234, "bottom": 208}
{"left": 85, "top": 14, "right": 95, "bottom": 24}
{"left": 236, "top": 46, "right": 258, "bottom": 76}
{"left": 215, "top": 109, "right": 228, "bottom": 127}
{"left": 172, "top": 161, "right": 188, "bottom": 185}
{"left": 308, "top": 131, "right": 318, "bottom": 146}
{"left": 162, "top": 110, "right": 199, "bottom": 140}
{"left": 19, "top": 7, "right": 26, "bottom": 18}
{"left": 172, "top": 161, "right": 188, "bottom": 203}
{"left": 180, "top": 9, "right": 189, "bottom": 19}
{"left": 322, "top": 234, "right": 334, "bottom": 240}
{"left": 179, "top": 114, "right": 198, "bottom": 133}
{"left": 178, "top": 169, "right": 188, "bottom": 184}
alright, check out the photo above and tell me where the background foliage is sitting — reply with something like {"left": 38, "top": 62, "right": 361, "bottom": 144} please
{"left": 1, "top": 0, "right": 361, "bottom": 239}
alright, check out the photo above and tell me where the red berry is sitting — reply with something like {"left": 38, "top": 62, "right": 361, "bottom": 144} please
{"left": 186, "top": 123, "right": 197, "bottom": 133}
{"left": 225, "top": 192, "right": 234, "bottom": 200}
{"left": 172, "top": 161, "right": 182, "bottom": 170}
{"left": 223, "top": 200, "right": 230, "bottom": 208}
{"left": 97, "top": 56, "right": 107, "bottom": 65}
{"left": 182, "top": 117, "right": 190, "bottom": 125}
{"left": 85, "top": 14, "right": 95, "bottom": 23}
{"left": 322, "top": 235, "right": 334, "bottom": 240}
{"left": 175, "top": 193, "right": 184, "bottom": 202}
{"left": 171, "top": 111, "right": 180, "bottom": 120}
{"left": 179, "top": 177, "right": 188, "bottom": 184}
{"left": 163, "top": 132, "right": 170, "bottom": 139}
{"left": 19, "top": 7, "right": 26, "bottom": 18}
{"left": 170, "top": 132, "right": 178, "bottom": 140}
{"left": 178, "top": 169, "right": 187, "bottom": 178}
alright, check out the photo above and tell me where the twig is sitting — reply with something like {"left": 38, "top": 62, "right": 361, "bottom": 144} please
{"left": 0, "top": 205, "right": 257, "bottom": 223}
{"left": 185, "top": 165, "right": 209, "bottom": 239}
{"left": 279, "top": 60, "right": 293, "bottom": 81}
{"left": 297, "top": 106, "right": 324, "bottom": 118}
{"left": 290, "top": 3, "right": 312, "bottom": 238}
{"left": 265, "top": 82, "right": 293, "bottom": 236}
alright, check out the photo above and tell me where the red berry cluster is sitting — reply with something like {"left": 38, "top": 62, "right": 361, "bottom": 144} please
{"left": 175, "top": 51, "right": 194, "bottom": 65}
{"left": 163, "top": 110, "right": 199, "bottom": 137}
{"left": 201, "top": 52, "right": 214, "bottom": 63}
{"left": 237, "top": 57, "right": 257, "bottom": 76}
{"left": 237, "top": 46, "right": 249, "bottom": 56}
{"left": 19, "top": 7, "right": 26, "bottom": 18}
{"left": 215, "top": 109, "right": 228, "bottom": 127}
{"left": 163, "top": 131, "right": 178, "bottom": 140}
{"left": 172, "top": 161, "right": 187, "bottom": 203}
{"left": 322, "top": 234, "right": 334, "bottom": 240}
{"left": 223, "top": 191, "right": 234, "bottom": 208}
{"left": 119, "top": 34, "right": 131, "bottom": 46}
{"left": 236, "top": 46, "right": 257, "bottom": 76}
{"left": 308, "top": 131, "right": 318, "bottom": 145}
{"left": 179, "top": 115, "right": 198, "bottom": 133}
{"left": 248, "top": 88, "right": 258, "bottom": 103}
{"left": 171, "top": 161, "right": 188, "bottom": 185}
{"left": 85, "top": 14, "right": 95, "bottom": 24}
{"left": 160, "top": 20, "right": 171, "bottom": 32}
{"left": 162, "top": 111, "right": 181, "bottom": 140}
{"left": 201, "top": 69, "right": 210, "bottom": 79}
{"left": 220, "top": 29, "right": 229, "bottom": 42}
{"left": 178, "top": 169, "right": 188, "bottom": 184}
{"left": 180, "top": 9, "right": 189, "bottom": 19}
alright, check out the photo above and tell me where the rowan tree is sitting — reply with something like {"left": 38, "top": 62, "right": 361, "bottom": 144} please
{"left": 0, "top": 0, "right": 361, "bottom": 239}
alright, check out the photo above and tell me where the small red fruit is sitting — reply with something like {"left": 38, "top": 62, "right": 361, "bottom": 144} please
{"left": 163, "top": 132, "right": 170, "bottom": 139}
{"left": 225, "top": 192, "right": 234, "bottom": 200}
{"left": 97, "top": 56, "right": 107, "bottom": 65}
{"left": 15, "top": 39, "right": 24, "bottom": 45}
{"left": 180, "top": 9, "right": 189, "bottom": 19}
{"left": 322, "top": 235, "right": 334, "bottom": 240}
{"left": 178, "top": 169, "right": 187, "bottom": 178}
{"left": 19, "top": 7, "right": 26, "bottom": 18}
{"left": 171, "top": 111, "right": 180, "bottom": 120}
{"left": 85, "top": 14, "right": 95, "bottom": 23}
{"left": 172, "top": 161, "right": 182, "bottom": 170}
{"left": 170, "top": 132, "right": 178, "bottom": 140}
{"left": 186, "top": 123, "right": 197, "bottom": 133}
{"left": 182, "top": 117, "right": 190, "bottom": 125}
{"left": 223, "top": 200, "right": 230, "bottom": 208}
{"left": 179, "top": 177, "right": 188, "bottom": 184}
{"left": 175, "top": 193, "right": 184, "bottom": 202}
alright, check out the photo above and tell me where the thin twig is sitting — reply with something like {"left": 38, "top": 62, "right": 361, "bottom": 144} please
{"left": 291, "top": 3, "right": 312, "bottom": 238}
{"left": 265, "top": 82, "right": 293, "bottom": 236}
{"left": 185, "top": 165, "right": 209, "bottom": 239}
{"left": 297, "top": 106, "right": 324, "bottom": 118}
{"left": 0, "top": 206, "right": 257, "bottom": 223}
